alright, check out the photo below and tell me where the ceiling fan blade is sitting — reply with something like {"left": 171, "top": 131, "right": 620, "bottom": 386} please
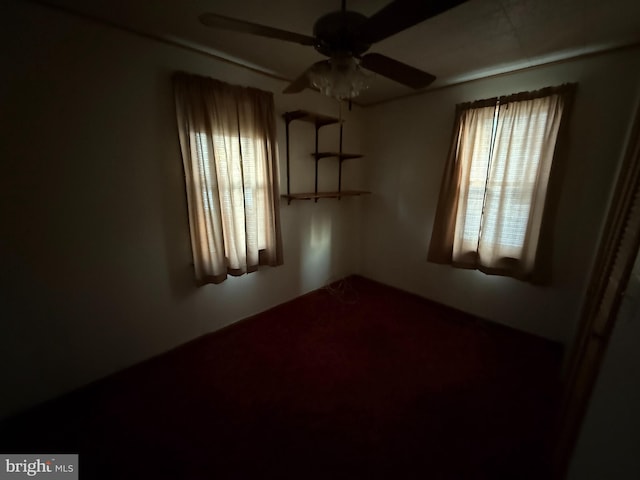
{"left": 360, "top": 53, "right": 435, "bottom": 89}
{"left": 283, "top": 62, "right": 327, "bottom": 94}
{"left": 358, "top": 0, "right": 468, "bottom": 44}
{"left": 199, "top": 13, "right": 316, "bottom": 46}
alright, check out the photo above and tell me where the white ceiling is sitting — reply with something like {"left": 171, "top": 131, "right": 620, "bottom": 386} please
{"left": 38, "top": 0, "right": 640, "bottom": 105}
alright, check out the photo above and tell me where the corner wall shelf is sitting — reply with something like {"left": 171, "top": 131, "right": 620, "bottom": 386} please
{"left": 311, "top": 152, "right": 363, "bottom": 160}
{"left": 282, "top": 109, "right": 370, "bottom": 205}
{"left": 282, "top": 190, "right": 371, "bottom": 202}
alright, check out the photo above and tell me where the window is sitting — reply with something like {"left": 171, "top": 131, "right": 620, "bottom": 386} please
{"left": 195, "top": 133, "right": 268, "bottom": 253}
{"left": 174, "top": 74, "right": 283, "bottom": 285}
{"left": 428, "top": 84, "right": 576, "bottom": 280}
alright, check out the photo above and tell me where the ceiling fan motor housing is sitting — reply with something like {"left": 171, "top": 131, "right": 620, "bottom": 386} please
{"left": 313, "top": 11, "right": 371, "bottom": 57}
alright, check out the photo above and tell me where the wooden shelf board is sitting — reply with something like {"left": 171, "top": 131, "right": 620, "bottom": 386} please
{"left": 283, "top": 110, "right": 340, "bottom": 127}
{"left": 282, "top": 190, "right": 371, "bottom": 201}
{"left": 310, "top": 152, "right": 364, "bottom": 160}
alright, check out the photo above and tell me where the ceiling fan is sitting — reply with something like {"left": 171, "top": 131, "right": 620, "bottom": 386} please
{"left": 199, "top": 0, "right": 468, "bottom": 98}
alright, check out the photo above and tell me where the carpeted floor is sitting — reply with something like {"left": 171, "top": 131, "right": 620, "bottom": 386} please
{"left": 0, "top": 276, "right": 563, "bottom": 479}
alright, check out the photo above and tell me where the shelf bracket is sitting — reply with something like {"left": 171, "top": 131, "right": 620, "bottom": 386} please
{"left": 338, "top": 121, "right": 344, "bottom": 198}
{"left": 285, "top": 117, "right": 292, "bottom": 205}
{"left": 314, "top": 123, "right": 320, "bottom": 203}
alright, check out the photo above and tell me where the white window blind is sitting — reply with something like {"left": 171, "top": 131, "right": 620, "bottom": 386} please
{"left": 194, "top": 133, "right": 268, "bottom": 255}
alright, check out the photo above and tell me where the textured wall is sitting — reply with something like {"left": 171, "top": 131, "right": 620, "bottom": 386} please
{"left": 0, "top": 0, "right": 366, "bottom": 419}
{"left": 359, "top": 46, "right": 640, "bottom": 343}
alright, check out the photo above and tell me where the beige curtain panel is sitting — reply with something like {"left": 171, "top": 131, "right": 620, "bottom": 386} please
{"left": 174, "top": 73, "right": 283, "bottom": 285}
{"left": 428, "top": 84, "right": 576, "bottom": 281}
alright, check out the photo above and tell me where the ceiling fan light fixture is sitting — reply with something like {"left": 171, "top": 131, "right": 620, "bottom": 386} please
{"left": 201, "top": 0, "right": 455, "bottom": 98}
{"left": 308, "top": 56, "right": 371, "bottom": 100}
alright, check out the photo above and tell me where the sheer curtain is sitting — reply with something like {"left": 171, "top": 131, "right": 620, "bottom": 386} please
{"left": 451, "top": 103, "right": 498, "bottom": 264}
{"left": 477, "top": 93, "right": 565, "bottom": 273}
{"left": 429, "top": 84, "right": 575, "bottom": 280}
{"left": 174, "top": 73, "right": 283, "bottom": 285}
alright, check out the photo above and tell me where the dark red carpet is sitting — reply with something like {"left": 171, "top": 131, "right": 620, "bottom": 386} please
{"left": 0, "top": 276, "right": 562, "bottom": 479}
